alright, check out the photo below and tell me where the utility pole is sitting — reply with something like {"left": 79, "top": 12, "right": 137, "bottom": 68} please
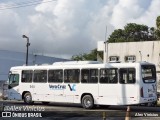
{"left": 104, "top": 26, "right": 108, "bottom": 63}
{"left": 22, "top": 35, "right": 30, "bottom": 66}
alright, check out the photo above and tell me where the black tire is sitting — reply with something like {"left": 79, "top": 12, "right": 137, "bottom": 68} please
{"left": 151, "top": 102, "right": 157, "bottom": 107}
{"left": 24, "top": 92, "right": 33, "bottom": 104}
{"left": 82, "top": 95, "right": 94, "bottom": 109}
{"left": 144, "top": 102, "right": 156, "bottom": 107}
{"left": 42, "top": 102, "right": 50, "bottom": 105}
{"left": 99, "top": 105, "right": 110, "bottom": 108}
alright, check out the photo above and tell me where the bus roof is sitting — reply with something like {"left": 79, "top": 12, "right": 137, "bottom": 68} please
{"left": 10, "top": 61, "right": 155, "bottom": 70}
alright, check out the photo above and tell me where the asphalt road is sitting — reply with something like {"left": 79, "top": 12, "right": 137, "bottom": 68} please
{"left": 0, "top": 100, "right": 160, "bottom": 120}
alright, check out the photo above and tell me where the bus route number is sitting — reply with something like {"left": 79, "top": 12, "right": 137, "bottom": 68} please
{"left": 30, "top": 85, "right": 35, "bottom": 88}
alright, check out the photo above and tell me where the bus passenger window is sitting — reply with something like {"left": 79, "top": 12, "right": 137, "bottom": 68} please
{"left": 81, "top": 69, "right": 98, "bottom": 83}
{"left": 100, "top": 68, "right": 118, "bottom": 84}
{"left": 48, "top": 70, "right": 63, "bottom": 83}
{"left": 90, "top": 69, "right": 98, "bottom": 83}
{"left": 22, "top": 70, "right": 33, "bottom": 83}
{"left": 33, "top": 70, "right": 47, "bottom": 83}
{"left": 81, "top": 69, "right": 89, "bottom": 83}
{"left": 64, "top": 69, "right": 80, "bottom": 83}
{"left": 119, "top": 68, "right": 135, "bottom": 84}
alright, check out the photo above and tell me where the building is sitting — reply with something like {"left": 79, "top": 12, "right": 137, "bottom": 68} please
{"left": 0, "top": 50, "right": 68, "bottom": 81}
{"left": 97, "top": 41, "right": 160, "bottom": 92}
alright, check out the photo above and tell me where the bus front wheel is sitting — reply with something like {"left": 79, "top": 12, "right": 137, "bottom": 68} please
{"left": 82, "top": 95, "right": 94, "bottom": 109}
{"left": 24, "top": 92, "right": 33, "bottom": 104}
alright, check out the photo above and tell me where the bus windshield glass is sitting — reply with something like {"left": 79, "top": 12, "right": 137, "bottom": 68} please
{"left": 141, "top": 65, "right": 156, "bottom": 83}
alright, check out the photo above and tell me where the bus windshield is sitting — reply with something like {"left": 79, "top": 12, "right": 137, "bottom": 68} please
{"left": 8, "top": 74, "right": 19, "bottom": 88}
{"left": 141, "top": 65, "right": 156, "bottom": 83}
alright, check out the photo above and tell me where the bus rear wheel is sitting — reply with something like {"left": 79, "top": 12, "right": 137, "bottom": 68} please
{"left": 82, "top": 95, "right": 94, "bottom": 109}
{"left": 24, "top": 92, "right": 33, "bottom": 104}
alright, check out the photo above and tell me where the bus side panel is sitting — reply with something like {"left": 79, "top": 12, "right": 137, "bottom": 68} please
{"left": 43, "top": 83, "right": 55, "bottom": 102}
{"left": 98, "top": 84, "right": 118, "bottom": 105}
{"left": 63, "top": 83, "right": 77, "bottom": 103}
{"left": 32, "top": 83, "right": 56, "bottom": 102}
{"left": 8, "top": 86, "right": 21, "bottom": 100}
{"left": 117, "top": 84, "right": 138, "bottom": 105}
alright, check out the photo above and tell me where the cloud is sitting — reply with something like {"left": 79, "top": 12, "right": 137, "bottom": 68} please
{"left": 29, "top": 0, "right": 114, "bottom": 57}
{"left": 110, "top": 0, "right": 160, "bottom": 28}
{"left": 110, "top": 0, "right": 149, "bottom": 28}
{"left": 0, "top": 7, "right": 25, "bottom": 50}
{"left": 0, "top": 0, "right": 159, "bottom": 59}
{"left": 128, "top": 0, "right": 160, "bottom": 27}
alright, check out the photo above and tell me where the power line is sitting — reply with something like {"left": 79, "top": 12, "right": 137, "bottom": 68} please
{"left": 0, "top": 0, "right": 42, "bottom": 8}
{"left": 0, "top": 0, "right": 56, "bottom": 10}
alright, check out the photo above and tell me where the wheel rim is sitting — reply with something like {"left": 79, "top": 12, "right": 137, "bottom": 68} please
{"left": 25, "top": 95, "right": 31, "bottom": 103}
{"left": 84, "top": 98, "right": 91, "bottom": 108}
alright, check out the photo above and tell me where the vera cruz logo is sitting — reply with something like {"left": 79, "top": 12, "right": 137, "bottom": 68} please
{"left": 49, "top": 84, "right": 76, "bottom": 91}
{"left": 68, "top": 84, "right": 76, "bottom": 91}
{"left": 49, "top": 84, "right": 66, "bottom": 90}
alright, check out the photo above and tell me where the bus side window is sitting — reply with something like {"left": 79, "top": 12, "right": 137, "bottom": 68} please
{"left": 81, "top": 69, "right": 98, "bottom": 83}
{"left": 100, "top": 69, "right": 108, "bottom": 83}
{"left": 48, "top": 70, "right": 63, "bottom": 83}
{"left": 100, "top": 68, "right": 118, "bottom": 84}
{"left": 108, "top": 69, "right": 118, "bottom": 83}
{"left": 22, "top": 70, "right": 33, "bottom": 83}
{"left": 81, "top": 69, "right": 89, "bottom": 83}
{"left": 64, "top": 69, "right": 80, "bottom": 83}
{"left": 128, "top": 68, "right": 135, "bottom": 83}
{"left": 119, "top": 68, "right": 136, "bottom": 84}
{"left": 90, "top": 69, "right": 98, "bottom": 83}
{"left": 64, "top": 70, "right": 71, "bottom": 83}
{"left": 33, "top": 70, "right": 47, "bottom": 83}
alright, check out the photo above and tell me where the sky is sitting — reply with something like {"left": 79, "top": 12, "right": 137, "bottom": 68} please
{"left": 0, "top": 0, "right": 160, "bottom": 59}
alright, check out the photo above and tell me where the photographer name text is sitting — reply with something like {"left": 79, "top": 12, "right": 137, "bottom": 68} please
{"left": 3, "top": 105, "right": 45, "bottom": 112}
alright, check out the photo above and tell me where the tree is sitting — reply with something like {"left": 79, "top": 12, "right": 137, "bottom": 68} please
{"left": 71, "top": 49, "right": 103, "bottom": 61}
{"left": 108, "top": 29, "right": 125, "bottom": 43}
{"left": 156, "top": 16, "right": 160, "bottom": 30}
{"left": 123, "top": 23, "right": 149, "bottom": 41}
{"left": 149, "top": 27, "right": 157, "bottom": 40}
{"left": 155, "top": 29, "right": 160, "bottom": 39}
{"left": 156, "top": 16, "right": 160, "bottom": 39}
{"left": 108, "top": 23, "right": 157, "bottom": 43}
{"left": 71, "top": 54, "right": 84, "bottom": 61}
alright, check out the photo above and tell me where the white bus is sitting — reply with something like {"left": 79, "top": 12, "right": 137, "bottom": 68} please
{"left": 7, "top": 61, "right": 157, "bottom": 109}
